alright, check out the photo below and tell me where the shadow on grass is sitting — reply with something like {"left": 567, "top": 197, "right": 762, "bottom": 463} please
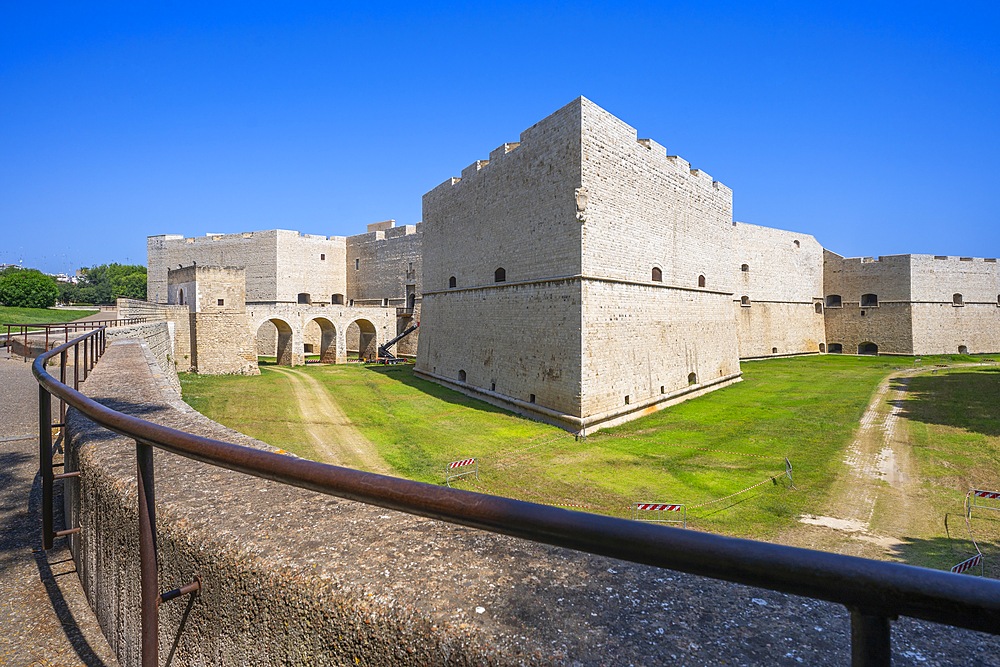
{"left": 362, "top": 364, "right": 534, "bottom": 420}
{"left": 889, "top": 512, "right": 1000, "bottom": 579}
{"left": 889, "top": 367, "right": 1000, "bottom": 437}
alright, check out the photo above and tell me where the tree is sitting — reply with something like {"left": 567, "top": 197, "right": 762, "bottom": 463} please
{"left": 72, "top": 263, "right": 147, "bottom": 303}
{"left": 0, "top": 269, "right": 59, "bottom": 308}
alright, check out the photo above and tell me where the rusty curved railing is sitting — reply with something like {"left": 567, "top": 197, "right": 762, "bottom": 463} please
{"left": 32, "top": 328, "right": 1000, "bottom": 667}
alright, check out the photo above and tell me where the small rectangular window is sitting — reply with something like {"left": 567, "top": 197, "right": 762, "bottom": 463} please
{"left": 355, "top": 258, "right": 360, "bottom": 270}
{"left": 217, "top": 299, "right": 224, "bottom": 306}
{"left": 320, "top": 254, "right": 325, "bottom": 260}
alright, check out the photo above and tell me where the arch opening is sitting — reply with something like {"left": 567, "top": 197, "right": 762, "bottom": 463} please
{"left": 826, "top": 294, "right": 842, "bottom": 308}
{"left": 347, "top": 318, "right": 378, "bottom": 362}
{"left": 815, "top": 302, "right": 823, "bottom": 314}
{"left": 331, "top": 293, "right": 345, "bottom": 305}
{"left": 687, "top": 372, "right": 698, "bottom": 385}
{"left": 958, "top": 345, "right": 969, "bottom": 354}
{"left": 297, "top": 292, "right": 312, "bottom": 305}
{"left": 698, "top": 274, "right": 706, "bottom": 288}
{"left": 449, "top": 276, "right": 457, "bottom": 288}
{"left": 740, "top": 296, "right": 750, "bottom": 307}
{"left": 858, "top": 342, "right": 879, "bottom": 355}
{"left": 256, "top": 318, "right": 294, "bottom": 366}
{"left": 861, "top": 293, "right": 878, "bottom": 307}
{"left": 651, "top": 267, "right": 662, "bottom": 282}
{"left": 953, "top": 293, "right": 964, "bottom": 306}
{"left": 829, "top": 343, "right": 843, "bottom": 354}
{"left": 458, "top": 369, "right": 467, "bottom": 382}
{"left": 819, "top": 343, "right": 826, "bottom": 353}
{"left": 494, "top": 267, "right": 506, "bottom": 283}
{"left": 307, "top": 317, "right": 338, "bottom": 364}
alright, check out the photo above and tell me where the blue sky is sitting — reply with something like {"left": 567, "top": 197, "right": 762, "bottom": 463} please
{"left": 2, "top": 2, "right": 997, "bottom": 274}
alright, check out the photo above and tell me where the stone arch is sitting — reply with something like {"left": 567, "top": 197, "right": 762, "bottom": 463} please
{"left": 256, "top": 318, "right": 294, "bottom": 366}
{"left": 307, "top": 317, "right": 339, "bottom": 364}
{"left": 858, "top": 342, "right": 879, "bottom": 355}
{"left": 958, "top": 345, "right": 969, "bottom": 354}
{"left": 347, "top": 318, "right": 378, "bottom": 361}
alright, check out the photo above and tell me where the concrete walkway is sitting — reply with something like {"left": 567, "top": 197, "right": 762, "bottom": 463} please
{"left": 0, "top": 336, "right": 117, "bottom": 665}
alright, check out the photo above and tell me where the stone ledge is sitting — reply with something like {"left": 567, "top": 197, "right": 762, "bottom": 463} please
{"left": 63, "top": 340, "right": 997, "bottom": 665}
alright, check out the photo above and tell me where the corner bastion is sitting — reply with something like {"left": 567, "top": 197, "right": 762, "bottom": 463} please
{"left": 62, "top": 338, "right": 996, "bottom": 665}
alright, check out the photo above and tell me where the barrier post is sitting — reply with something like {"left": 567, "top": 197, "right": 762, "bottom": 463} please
{"left": 632, "top": 503, "right": 686, "bottom": 528}
{"left": 445, "top": 458, "right": 478, "bottom": 487}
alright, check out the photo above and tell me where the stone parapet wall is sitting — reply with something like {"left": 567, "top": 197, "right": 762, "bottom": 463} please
{"left": 104, "top": 321, "right": 181, "bottom": 394}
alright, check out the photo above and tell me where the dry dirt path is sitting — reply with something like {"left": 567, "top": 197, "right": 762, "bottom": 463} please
{"left": 783, "top": 362, "right": 985, "bottom": 561}
{"left": 268, "top": 366, "right": 392, "bottom": 474}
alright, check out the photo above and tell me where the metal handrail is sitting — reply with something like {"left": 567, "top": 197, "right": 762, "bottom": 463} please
{"left": 31, "top": 329, "right": 1000, "bottom": 667}
{"left": 3, "top": 318, "right": 146, "bottom": 356}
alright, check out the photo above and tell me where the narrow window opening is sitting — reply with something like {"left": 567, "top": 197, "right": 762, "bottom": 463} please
{"left": 448, "top": 276, "right": 457, "bottom": 288}
{"left": 861, "top": 293, "right": 878, "bottom": 307}
{"left": 355, "top": 258, "right": 360, "bottom": 270}
{"left": 687, "top": 372, "right": 698, "bottom": 385}
{"left": 494, "top": 267, "right": 506, "bottom": 283}
{"left": 491, "top": 382, "right": 496, "bottom": 392}
{"left": 458, "top": 369, "right": 467, "bottom": 382}
{"left": 624, "top": 395, "right": 630, "bottom": 405}
{"left": 178, "top": 288, "right": 185, "bottom": 305}
{"left": 740, "top": 296, "right": 750, "bottom": 307}
{"left": 815, "top": 302, "right": 823, "bottom": 314}
{"left": 660, "top": 385, "right": 665, "bottom": 394}
{"left": 819, "top": 343, "right": 826, "bottom": 353}
{"left": 529, "top": 393, "right": 535, "bottom": 403}
{"left": 320, "top": 253, "right": 325, "bottom": 261}
{"left": 652, "top": 267, "right": 662, "bottom": 282}
{"left": 217, "top": 298, "right": 224, "bottom": 306}
{"left": 861, "top": 310, "right": 866, "bottom": 316}
{"left": 698, "top": 274, "right": 706, "bottom": 288}
{"left": 953, "top": 293, "right": 964, "bottom": 306}
{"left": 772, "top": 347, "right": 778, "bottom": 354}
{"left": 381, "top": 298, "right": 389, "bottom": 307}
{"left": 741, "top": 264, "right": 749, "bottom": 272}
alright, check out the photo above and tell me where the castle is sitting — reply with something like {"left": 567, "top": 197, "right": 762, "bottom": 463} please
{"left": 145, "top": 97, "right": 1000, "bottom": 433}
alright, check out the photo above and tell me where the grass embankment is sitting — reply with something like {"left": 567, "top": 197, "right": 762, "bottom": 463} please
{"left": 183, "top": 354, "right": 992, "bottom": 539}
{"left": 0, "top": 305, "right": 99, "bottom": 325}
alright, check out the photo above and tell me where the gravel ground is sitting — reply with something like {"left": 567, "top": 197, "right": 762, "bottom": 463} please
{"left": 0, "top": 354, "right": 118, "bottom": 666}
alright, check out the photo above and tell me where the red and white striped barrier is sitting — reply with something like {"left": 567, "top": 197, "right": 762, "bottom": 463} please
{"left": 445, "top": 458, "right": 478, "bottom": 487}
{"left": 951, "top": 553, "right": 983, "bottom": 575}
{"left": 967, "top": 488, "right": 1000, "bottom": 518}
{"left": 632, "top": 502, "right": 686, "bottom": 528}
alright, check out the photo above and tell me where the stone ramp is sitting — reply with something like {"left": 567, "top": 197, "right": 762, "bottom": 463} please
{"left": 0, "top": 355, "right": 118, "bottom": 666}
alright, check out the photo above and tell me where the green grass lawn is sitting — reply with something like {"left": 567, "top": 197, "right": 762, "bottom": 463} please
{"left": 180, "top": 353, "right": 999, "bottom": 542}
{"left": 0, "top": 305, "right": 99, "bottom": 325}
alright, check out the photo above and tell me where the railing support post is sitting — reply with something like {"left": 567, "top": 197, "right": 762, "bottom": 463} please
{"left": 59, "top": 350, "right": 68, "bottom": 426}
{"left": 73, "top": 342, "right": 79, "bottom": 390}
{"left": 39, "top": 384, "right": 54, "bottom": 550}
{"left": 136, "top": 439, "right": 159, "bottom": 667}
{"left": 850, "top": 608, "right": 891, "bottom": 666}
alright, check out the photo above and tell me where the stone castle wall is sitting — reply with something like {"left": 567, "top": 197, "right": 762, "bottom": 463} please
{"left": 346, "top": 223, "right": 423, "bottom": 356}
{"left": 733, "top": 223, "right": 825, "bottom": 357}
{"left": 416, "top": 99, "right": 585, "bottom": 425}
